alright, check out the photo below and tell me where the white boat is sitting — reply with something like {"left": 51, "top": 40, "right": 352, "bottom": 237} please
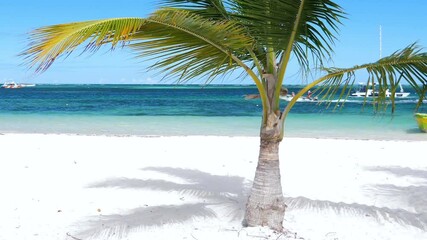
{"left": 386, "top": 85, "right": 410, "bottom": 98}
{"left": 1, "top": 82, "right": 36, "bottom": 89}
{"left": 350, "top": 83, "right": 410, "bottom": 98}
{"left": 280, "top": 94, "right": 317, "bottom": 102}
{"left": 350, "top": 83, "right": 375, "bottom": 97}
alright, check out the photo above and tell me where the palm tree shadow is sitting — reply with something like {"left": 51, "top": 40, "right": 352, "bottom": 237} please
{"left": 73, "top": 167, "right": 250, "bottom": 239}
{"left": 75, "top": 203, "right": 216, "bottom": 239}
{"left": 283, "top": 167, "right": 427, "bottom": 231}
{"left": 365, "top": 166, "right": 427, "bottom": 212}
{"left": 285, "top": 196, "right": 427, "bottom": 230}
{"left": 361, "top": 166, "right": 427, "bottom": 229}
{"left": 71, "top": 166, "right": 427, "bottom": 239}
{"left": 366, "top": 166, "right": 427, "bottom": 180}
{"left": 90, "top": 167, "right": 249, "bottom": 201}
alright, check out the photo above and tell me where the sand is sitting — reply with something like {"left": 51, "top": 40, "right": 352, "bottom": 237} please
{"left": 0, "top": 134, "right": 426, "bottom": 240}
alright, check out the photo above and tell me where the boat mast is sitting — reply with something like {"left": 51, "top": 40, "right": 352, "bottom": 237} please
{"left": 380, "top": 25, "right": 383, "bottom": 59}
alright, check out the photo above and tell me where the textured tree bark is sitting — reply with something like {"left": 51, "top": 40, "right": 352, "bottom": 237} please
{"left": 243, "top": 66, "right": 286, "bottom": 231}
{"left": 244, "top": 128, "right": 286, "bottom": 231}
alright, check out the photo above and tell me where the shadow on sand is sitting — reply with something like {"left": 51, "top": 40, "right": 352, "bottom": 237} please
{"left": 365, "top": 166, "right": 427, "bottom": 213}
{"left": 363, "top": 166, "right": 427, "bottom": 227}
{"left": 287, "top": 167, "right": 427, "bottom": 230}
{"left": 73, "top": 167, "right": 250, "bottom": 239}
{"left": 70, "top": 166, "right": 427, "bottom": 239}
{"left": 286, "top": 196, "right": 427, "bottom": 230}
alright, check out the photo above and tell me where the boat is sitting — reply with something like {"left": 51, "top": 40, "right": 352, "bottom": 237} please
{"left": 386, "top": 84, "right": 411, "bottom": 98}
{"left": 415, "top": 113, "right": 427, "bottom": 133}
{"left": 279, "top": 89, "right": 319, "bottom": 102}
{"left": 1, "top": 82, "right": 36, "bottom": 89}
{"left": 1, "top": 82, "right": 21, "bottom": 88}
{"left": 350, "top": 83, "right": 410, "bottom": 98}
{"left": 350, "top": 83, "right": 375, "bottom": 97}
{"left": 280, "top": 94, "right": 318, "bottom": 102}
{"left": 351, "top": 27, "right": 410, "bottom": 99}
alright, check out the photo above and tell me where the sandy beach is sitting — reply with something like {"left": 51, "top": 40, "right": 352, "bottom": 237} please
{"left": 0, "top": 134, "right": 426, "bottom": 239}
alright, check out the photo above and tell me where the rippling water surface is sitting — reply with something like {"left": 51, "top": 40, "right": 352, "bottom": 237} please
{"left": 0, "top": 84, "right": 426, "bottom": 140}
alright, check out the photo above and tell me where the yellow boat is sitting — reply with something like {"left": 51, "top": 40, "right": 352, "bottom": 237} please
{"left": 415, "top": 113, "right": 427, "bottom": 132}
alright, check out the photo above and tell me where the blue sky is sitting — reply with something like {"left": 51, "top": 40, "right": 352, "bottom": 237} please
{"left": 0, "top": 0, "right": 426, "bottom": 85}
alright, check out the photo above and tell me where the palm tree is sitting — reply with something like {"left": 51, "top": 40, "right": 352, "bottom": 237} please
{"left": 22, "top": 0, "right": 427, "bottom": 231}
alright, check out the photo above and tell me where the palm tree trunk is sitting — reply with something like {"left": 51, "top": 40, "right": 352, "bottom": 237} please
{"left": 244, "top": 131, "right": 286, "bottom": 231}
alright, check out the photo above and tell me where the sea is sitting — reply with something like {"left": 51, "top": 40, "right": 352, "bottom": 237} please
{"left": 0, "top": 84, "right": 426, "bottom": 141}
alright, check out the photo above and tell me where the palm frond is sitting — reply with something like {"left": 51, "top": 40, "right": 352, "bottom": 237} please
{"left": 280, "top": 44, "right": 427, "bottom": 139}
{"left": 21, "top": 8, "right": 255, "bottom": 83}
{"left": 21, "top": 18, "right": 147, "bottom": 72}
{"left": 314, "top": 44, "right": 427, "bottom": 113}
{"left": 128, "top": 8, "right": 253, "bottom": 82}
{"left": 159, "top": 0, "right": 230, "bottom": 20}
{"left": 231, "top": 0, "right": 344, "bottom": 63}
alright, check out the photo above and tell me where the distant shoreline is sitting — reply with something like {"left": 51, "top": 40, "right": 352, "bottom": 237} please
{"left": 0, "top": 132, "right": 425, "bottom": 142}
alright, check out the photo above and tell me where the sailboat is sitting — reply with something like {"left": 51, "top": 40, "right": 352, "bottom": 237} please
{"left": 351, "top": 26, "right": 410, "bottom": 98}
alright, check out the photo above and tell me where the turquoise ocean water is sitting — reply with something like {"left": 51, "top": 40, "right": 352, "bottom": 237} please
{"left": 0, "top": 84, "right": 426, "bottom": 140}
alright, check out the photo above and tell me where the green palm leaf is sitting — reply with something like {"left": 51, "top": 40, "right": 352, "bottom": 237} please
{"left": 160, "top": 0, "right": 230, "bottom": 19}
{"left": 22, "top": 8, "right": 254, "bottom": 83}
{"left": 22, "top": 18, "right": 147, "bottom": 72}
{"left": 129, "top": 8, "right": 253, "bottom": 81}
{"left": 231, "top": 0, "right": 344, "bottom": 63}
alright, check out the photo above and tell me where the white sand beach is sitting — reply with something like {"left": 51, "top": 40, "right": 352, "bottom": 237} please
{"left": 0, "top": 134, "right": 426, "bottom": 240}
